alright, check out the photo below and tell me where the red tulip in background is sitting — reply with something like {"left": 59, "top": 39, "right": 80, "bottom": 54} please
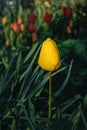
{"left": 28, "top": 13, "right": 36, "bottom": 23}
{"left": 63, "top": 7, "right": 72, "bottom": 18}
{"left": 44, "top": 12, "right": 52, "bottom": 23}
{"left": 11, "top": 22, "right": 20, "bottom": 32}
{"left": 28, "top": 22, "right": 35, "bottom": 32}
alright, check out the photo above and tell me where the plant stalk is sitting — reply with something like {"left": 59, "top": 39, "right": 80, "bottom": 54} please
{"left": 48, "top": 72, "right": 52, "bottom": 128}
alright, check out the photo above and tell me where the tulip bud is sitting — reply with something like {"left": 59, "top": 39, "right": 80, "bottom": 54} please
{"left": 67, "top": 26, "right": 71, "bottom": 34}
{"left": 28, "top": 13, "right": 36, "bottom": 23}
{"left": 69, "top": 19, "right": 74, "bottom": 28}
{"left": 44, "top": 1, "right": 51, "bottom": 8}
{"left": 44, "top": 12, "right": 52, "bottom": 23}
{"left": 28, "top": 22, "right": 35, "bottom": 32}
{"left": 17, "top": 16, "right": 22, "bottom": 25}
{"left": 63, "top": 7, "right": 72, "bottom": 18}
{"left": 20, "top": 23, "right": 25, "bottom": 31}
{"left": 38, "top": 38, "right": 60, "bottom": 71}
{"left": 5, "top": 38, "right": 10, "bottom": 46}
{"left": 32, "top": 32, "right": 38, "bottom": 42}
{"left": 2, "top": 16, "right": 7, "bottom": 25}
{"left": 11, "top": 22, "right": 20, "bottom": 33}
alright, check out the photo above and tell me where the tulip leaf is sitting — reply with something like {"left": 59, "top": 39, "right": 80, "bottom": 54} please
{"left": 29, "top": 73, "right": 49, "bottom": 98}
{"left": 0, "top": 48, "right": 20, "bottom": 94}
{"left": 29, "top": 65, "right": 68, "bottom": 98}
{"left": 63, "top": 106, "right": 80, "bottom": 130}
{"left": 19, "top": 101, "right": 35, "bottom": 130}
{"left": 51, "top": 107, "right": 63, "bottom": 130}
{"left": 18, "top": 45, "right": 41, "bottom": 97}
{"left": 79, "top": 105, "right": 87, "bottom": 129}
{"left": 21, "top": 70, "right": 39, "bottom": 99}
{"left": 16, "top": 51, "right": 22, "bottom": 74}
{"left": 83, "top": 94, "right": 87, "bottom": 108}
{"left": 61, "top": 95, "right": 82, "bottom": 112}
{"left": 53, "top": 60, "right": 73, "bottom": 98}
{"left": 24, "top": 42, "right": 39, "bottom": 63}
{"left": 18, "top": 4, "right": 23, "bottom": 16}
{"left": 28, "top": 97, "right": 35, "bottom": 125}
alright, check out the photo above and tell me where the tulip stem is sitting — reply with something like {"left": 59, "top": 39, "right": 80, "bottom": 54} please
{"left": 48, "top": 71, "right": 52, "bottom": 128}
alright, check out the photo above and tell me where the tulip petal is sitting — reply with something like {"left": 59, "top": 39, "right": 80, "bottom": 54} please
{"left": 38, "top": 38, "right": 60, "bottom": 71}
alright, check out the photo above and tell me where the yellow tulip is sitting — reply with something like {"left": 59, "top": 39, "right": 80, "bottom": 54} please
{"left": 38, "top": 38, "right": 60, "bottom": 71}
{"left": 44, "top": 1, "right": 51, "bottom": 8}
{"left": 2, "top": 16, "right": 7, "bottom": 25}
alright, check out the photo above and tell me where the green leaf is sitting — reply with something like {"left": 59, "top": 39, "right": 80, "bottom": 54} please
{"left": 11, "top": 118, "right": 16, "bottom": 130}
{"left": 19, "top": 44, "right": 41, "bottom": 97}
{"left": 19, "top": 101, "right": 35, "bottom": 130}
{"left": 63, "top": 107, "right": 80, "bottom": 130}
{"left": 62, "top": 95, "right": 82, "bottom": 112}
{"left": 83, "top": 94, "right": 87, "bottom": 108}
{"left": 16, "top": 51, "right": 22, "bottom": 74}
{"left": 3, "top": 110, "right": 11, "bottom": 119}
{"left": 2, "top": 57, "right": 8, "bottom": 69}
{"left": 0, "top": 48, "right": 20, "bottom": 94}
{"left": 29, "top": 73, "right": 49, "bottom": 98}
{"left": 18, "top": 4, "right": 23, "bottom": 16}
{"left": 29, "top": 65, "right": 68, "bottom": 98}
{"left": 53, "top": 60, "right": 73, "bottom": 98}
{"left": 21, "top": 69, "right": 39, "bottom": 99}
{"left": 28, "top": 98, "right": 35, "bottom": 125}
{"left": 79, "top": 105, "right": 87, "bottom": 129}
{"left": 51, "top": 107, "right": 63, "bottom": 130}
{"left": 24, "top": 42, "right": 39, "bottom": 63}
{"left": 26, "top": 128, "right": 31, "bottom": 130}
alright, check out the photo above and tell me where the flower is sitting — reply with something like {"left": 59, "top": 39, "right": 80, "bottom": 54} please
{"left": 2, "top": 16, "right": 7, "bottom": 25}
{"left": 11, "top": 22, "right": 20, "bottom": 33}
{"left": 28, "top": 13, "right": 36, "bottom": 23}
{"left": 68, "top": 19, "right": 74, "bottom": 28}
{"left": 32, "top": 32, "right": 38, "bottom": 42}
{"left": 44, "top": 12, "right": 52, "bottom": 23}
{"left": 67, "top": 26, "right": 71, "bottom": 34}
{"left": 28, "top": 22, "right": 35, "bottom": 32}
{"left": 44, "top": 1, "right": 51, "bottom": 8}
{"left": 38, "top": 38, "right": 60, "bottom": 71}
{"left": 17, "top": 16, "right": 22, "bottom": 25}
{"left": 5, "top": 38, "right": 10, "bottom": 46}
{"left": 20, "top": 23, "right": 25, "bottom": 31}
{"left": 35, "top": 0, "right": 41, "bottom": 4}
{"left": 74, "top": 28, "right": 78, "bottom": 35}
{"left": 63, "top": 7, "right": 72, "bottom": 18}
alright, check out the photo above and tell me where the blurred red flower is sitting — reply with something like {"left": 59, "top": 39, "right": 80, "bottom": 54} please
{"left": 11, "top": 22, "right": 20, "bottom": 32}
{"left": 44, "top": 12, "right": 52, "bottom": 23}
{"left": 63, "top": 7, "right": 72, "bottom": 18}
{"left": 28, "top": 13, "right": 36, "bottom": 23}
{"left": 28, "top": 22, "right": 35, "bottom": 32}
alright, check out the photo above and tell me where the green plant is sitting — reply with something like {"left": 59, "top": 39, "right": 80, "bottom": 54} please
{"left": 0, "top": 40, "right": 78, "bottom": 130}
{"left": 0, "top": 1, "right": 87, "bottom": 130}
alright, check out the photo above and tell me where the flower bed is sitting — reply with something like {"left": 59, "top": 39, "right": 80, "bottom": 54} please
{"left": 0, "top": 0, "right": 87, "bottom": 130}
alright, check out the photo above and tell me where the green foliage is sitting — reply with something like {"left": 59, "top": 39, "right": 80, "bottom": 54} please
{"left": 1, "top": 41, "right": 86, "bottom": 130}
{"left": 0, "top": 1, "right": 87, "bottom": 130}
{"left": 0, "top": 42, "right": 72, "bottom": 130}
